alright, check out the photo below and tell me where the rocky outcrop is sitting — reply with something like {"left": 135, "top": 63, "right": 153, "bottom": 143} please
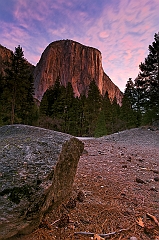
{"left": 0, "top": 45, "right": 12, "bottom": 75}
{"left": 33, "top": 40, "right": 123, "bottom": 104}
{"left": 0, "top": 125, "right": 84, "bottom": 239}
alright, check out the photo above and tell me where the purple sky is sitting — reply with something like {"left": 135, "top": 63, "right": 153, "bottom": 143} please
{"left": 0, "top": 0, "right": 159, "bottom": 92}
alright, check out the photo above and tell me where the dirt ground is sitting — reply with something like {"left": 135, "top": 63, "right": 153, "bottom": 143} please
{"left": 15, "top": 127, "right": 159, "bottom": 240}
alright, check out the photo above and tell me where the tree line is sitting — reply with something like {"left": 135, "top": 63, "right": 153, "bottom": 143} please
{"left": 38, "top": 77, "right": 137, "bottom": 136}
{"left": 0, "top": 32, "right": 159, "bottom": 136}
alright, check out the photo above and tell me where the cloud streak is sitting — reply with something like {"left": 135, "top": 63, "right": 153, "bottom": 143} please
{"left": 0, "top": 0, "right": 159, "bottom": 91}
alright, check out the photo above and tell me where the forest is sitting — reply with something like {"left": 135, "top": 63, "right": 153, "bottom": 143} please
{"left": 0, "top": 33, "right": 159, "bottom": 137}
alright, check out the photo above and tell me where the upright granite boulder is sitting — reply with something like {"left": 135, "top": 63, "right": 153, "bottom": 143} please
{"left": 0, "top": 125, "right": 84, "bottom": 239}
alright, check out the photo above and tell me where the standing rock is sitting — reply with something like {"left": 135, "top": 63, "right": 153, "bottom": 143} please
{"left": 0, "top": 125, "right": 84, "bottom": 239}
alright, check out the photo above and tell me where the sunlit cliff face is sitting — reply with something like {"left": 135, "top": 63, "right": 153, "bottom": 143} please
{"left": 33, "top": 40, "right": 123, "bottom": 105}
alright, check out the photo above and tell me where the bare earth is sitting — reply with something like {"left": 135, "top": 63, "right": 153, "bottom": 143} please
{"left": 14, "top": 127, "right": 159, "bottom": 240}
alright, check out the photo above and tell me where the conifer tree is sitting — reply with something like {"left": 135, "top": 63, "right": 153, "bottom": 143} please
{"left": 62, "top": 82, "right": 75, "bottom": 133}
{"left": 135, "top": 32, "right": 159, "bottom": 124}
{"left": 2, "top": 45, "right": 34, "bottom": 124}
{"left": 78, "top": 95, "right": 87, "bottom": 136}
{"left": 85, "top": 80, "right": 102, "bottom": 136}
{"left": 102, "top": 91, "right": 112, "bottom": 134}
{"left": 110, "top": 96, "right": 121, "bottom": 133}
{"left": 120, "top": 79, "right": 138, "bottom": 128}
{"left": 94, "top": 91, "right": 112, "bottom": 136}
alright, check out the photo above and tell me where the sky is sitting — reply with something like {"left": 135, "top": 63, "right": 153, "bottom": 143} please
{"left": 0, "top": 0, "right": 159, "bottom": 92}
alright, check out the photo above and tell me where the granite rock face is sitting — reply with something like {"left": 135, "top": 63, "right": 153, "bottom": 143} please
{"left": 33, "top": 40, "right": 123, "bottom": 104}
{"left": 0, "top": 45, "right": 12, "bottom": 75}
{"left": 0, "top": 125, "right": 84, "bottom": 239}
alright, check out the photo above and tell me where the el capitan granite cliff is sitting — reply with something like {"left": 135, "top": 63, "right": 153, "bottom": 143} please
{"left": 33, "top": 40, "right": 123, "bottom": 104}
{"left": 0, "top": 41, "right": 123, "bottom": 104}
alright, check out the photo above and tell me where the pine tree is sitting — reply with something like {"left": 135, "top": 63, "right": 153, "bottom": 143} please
{"left": 135, "top": 32, "right": 159, "bottom": 124}
{"left": 78, "top": 95, "right": 87, "bottom": 136}
{"left": 120, "top": 79, "right": 138, "bottom": 128}
{"left": 85, "top": 80, "right": 102, "bottom": 136}
{"left": 2, "top": 45, "right": 34, "bottom": 124}
{"left": 94, "top": 110, "right": 107, "bottom": 137}
{"left": 94, "top": 91, "right": 112, "bottom": 136}
{"left": 111, "top": 96, "right": 121, "bottom": 133}
{"left": 102, "top": 91, "right": 112, "bottom": 134}
{"left": 62, "top": 82, "right": 75, "bottom": 133}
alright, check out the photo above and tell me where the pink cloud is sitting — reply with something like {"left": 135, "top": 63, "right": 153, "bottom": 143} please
{"left": 99, "top": 31, "right": 109, "bottom": 39}
{"left": 14, "top": 0, "right": 50, "bottom": 23}
{"left": 1, "top": 0, "right": 159, "bottom": 92}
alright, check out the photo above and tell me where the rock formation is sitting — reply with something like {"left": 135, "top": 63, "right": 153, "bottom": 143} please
{"left": 33, "top": 40, "right": 123, "bottom": 104}
{"left": 0, "top": 45, "right": 12, "bottom": 75}
{"left": 0, "top": 41, "right": 123, "bottom": 104}
{"left": 0, "top": 125, "right": 84, "bottom": 239}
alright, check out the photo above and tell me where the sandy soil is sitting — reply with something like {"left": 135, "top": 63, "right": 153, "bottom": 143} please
{"left": 14, "top": 127, "right": 159, "bottom": 240}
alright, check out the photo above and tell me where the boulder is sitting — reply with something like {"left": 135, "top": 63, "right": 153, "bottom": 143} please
{"left": 0, "top": 125, "right": 84, "bottom": 239}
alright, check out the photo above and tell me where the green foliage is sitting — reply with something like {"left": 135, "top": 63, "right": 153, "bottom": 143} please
{"left": 120, "top": 78, "right": 140, "bottom": 129}
{"left": 39, "top": 79, "right": 128, "bottom": 137}
{"left": 40, "top": 79, "right": 83, "bottom": 135}
{"left": 135, "top": 32, "right": 159, "bottom": 124}
{"left": 84, "top": 80, "right": 102, "bottom": 136}
{"left": 94, "top": 110, "right": 107, "bottom": 137}
{"left": 94, "top": 92, "right": 112, "bottom": 136}
{"left": 0, "top": 45, "right": 35, "bottom": 125}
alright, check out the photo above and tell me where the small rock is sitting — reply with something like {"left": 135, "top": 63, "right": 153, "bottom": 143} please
{"left": 122, "top": 164, "right": 127, "bottom": 168}
{"left": 74, "top": 221, "right": 79, "bottom": 227}
{"left": 138, "top": 158, "right": 144, "bottom": 162}
{"left": 153, "top": 170, "right": 159, "bottom": 174}
{"left": 136, "top": 177, "right": 145, "bottom": 184}
{"left": 80, "top": 218, "right": 90, "bottom": 225}
{"left": 77, "top": 190, "right": 85, "bottom": 202}
{"left": 127, "top": 156, "right": 132, "bottom": 162}
{"left": 154, "top": 177, "right": 159, "bottom": 181}
{"left": 66, "top": 197, "right": 76, "bottom": 209}
{"left": 39, "top": 219, "right": 52, "bottom": 230}
{"left": 58, "top": 214, "right": 69, "bottom": 228}
{"left": 150, "top": 186, "right": 158, "bottom": 192}
{"left": 130, "top": 237, "right": 138, "bottom": 240}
